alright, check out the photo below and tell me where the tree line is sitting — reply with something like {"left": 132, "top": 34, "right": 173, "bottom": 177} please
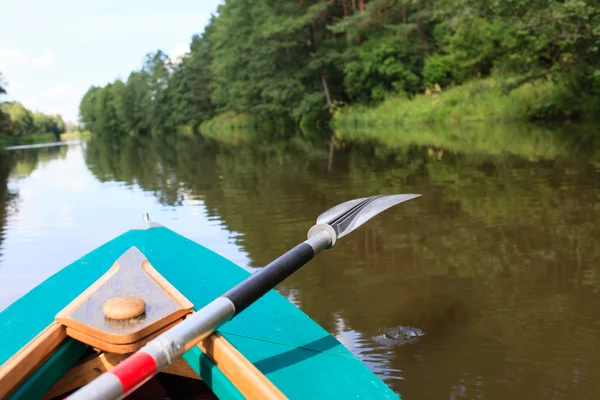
{"left": 80, "top": 0, "right": 600, "bottom": 136}
{"left": 0, "top": 72, "right": 67, "bottom": 139}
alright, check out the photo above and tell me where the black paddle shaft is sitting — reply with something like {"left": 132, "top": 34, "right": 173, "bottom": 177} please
{"left": 223, "top": 242, "right": 315, "bottom": 315}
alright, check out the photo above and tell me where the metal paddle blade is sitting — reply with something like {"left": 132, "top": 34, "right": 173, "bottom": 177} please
{"left": 317, "top": 194, "right": 421, "bottom": 239}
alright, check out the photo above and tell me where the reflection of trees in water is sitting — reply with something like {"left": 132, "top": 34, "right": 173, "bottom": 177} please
{"left": 3, "top": 145, "right": 70, "bottom": 227}
{"left": 0, "top": 152, "right": 16, "bottom": 258}
{"left": 0, "top": 146, "right": 71, "bottom": 258}
{"left": 336, "top": 122, "right": 600, "bottom": 162}
{"left": 9, "top": 145, "right": 69, "bottom": 178}
{"left": 84, "top": 131, "right": 600, "bottom": 397}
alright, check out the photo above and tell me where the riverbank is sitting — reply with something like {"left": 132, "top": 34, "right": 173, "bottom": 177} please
{"left": 60, "top": 131, "right": 91, "bottom": 140}
{"left": 0, "top": 133, "right": 57, "bottom": 148}
{"left": 198, "top": 77, "right": 599, "bottom": 139}
{"left": 0, "top": 131, "right": 90, "bottom": 149}
{"left": 333, "top": 78, "right": 599, "bottom": 128}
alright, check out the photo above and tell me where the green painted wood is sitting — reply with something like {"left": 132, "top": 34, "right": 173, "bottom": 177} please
{"left": 0, "top": 227, "right": 398, "bottom": 399}
{"left": 225, "top": 334, "right": 395, "bottom": 399}
{"left": 182, "top": 347, "right": 245, "bottom": 400}
{"left": 9, "top": 339, "right": 88, "bottom": 400}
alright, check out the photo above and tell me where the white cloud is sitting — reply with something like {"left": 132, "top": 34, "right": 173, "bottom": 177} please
{"left": 33, "top": 50, "right": 55, "bottom": 68}
{"left": 0, "top": 48, "right": 25, "bottom": 66}
{"left": 0, "top": 48, "right": 76, "bottom": 121}
{"left": 38, "top": 82, "right": 78, "bottom": 97}
{"left": 0, "top": 48, "right": 55, "bottom": 76}
{"left": 6, "top": 79, "right": 30, "bottom": 90}
{"left": 169, "top": 43, "right": 189, "bottom": 64}
{"left": 21, "top": 82, "right": 85, "bottom": 122}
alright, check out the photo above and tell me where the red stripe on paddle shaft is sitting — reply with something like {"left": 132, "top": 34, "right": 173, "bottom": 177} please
{"left": 111, "top": 351, "right": 158, "bottom": 393}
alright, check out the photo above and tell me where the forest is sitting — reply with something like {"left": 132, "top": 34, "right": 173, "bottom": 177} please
{"left": 0, "top": 72, "right": 67, "bottom": 140}
{"left": 78, "top": 0, "right": 600, "bottom": 136}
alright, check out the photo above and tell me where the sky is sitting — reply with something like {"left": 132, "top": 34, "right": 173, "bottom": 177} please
{"left": 0, "top": 0, "right": 222, "bottom": 123}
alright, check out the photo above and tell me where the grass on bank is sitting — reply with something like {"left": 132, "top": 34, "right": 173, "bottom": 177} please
{"left": 60, "top": 130, "right": 91, "bottom": 140}
{"left": 333, "top": 78, "right": 599, "bottom": 128}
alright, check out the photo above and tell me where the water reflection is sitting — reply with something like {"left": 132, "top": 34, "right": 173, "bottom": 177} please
{"left": 0, "top": 151, "right": 16, "bottom": 257}
{"left": 1, "top": 125, "right": 600, "bottom": 399}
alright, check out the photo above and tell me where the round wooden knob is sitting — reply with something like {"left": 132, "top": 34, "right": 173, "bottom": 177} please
{"left": 103, "top": 296, "right": 146, "bottom": 320}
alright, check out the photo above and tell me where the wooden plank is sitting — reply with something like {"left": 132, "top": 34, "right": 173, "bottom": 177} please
{"left": 0, "top": 323, "right": 66, "bottom": 399}
{"left": 43, "top": 352, "right": 200, "bottom": 399}
{"left": 43, "top": 351, "right": 125, "bottom": 398}
{"left": 198, "top": 332, "right": 287, "bottom": 400}
{"left": 164, "top": 356, "right": 202, "bottom": 380}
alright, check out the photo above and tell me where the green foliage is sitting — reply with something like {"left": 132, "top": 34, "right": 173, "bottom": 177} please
{"left": 0, "top": 72, "right": 11, "bottom": 137}
{"left": 79, "top": 51, "right": 176, "bottom": 136}
{"left": 123, "top": 72, "right": 151, "bottom": 135}
{"left": 9, "top": 103, "right": 34, "bottom": 137}
{"left": 0, "top": 102, "right": 67, "bottom": 138}
{"left": 0, "top": 113, "right": 10, "bottom": 137}
{"left": 79, "top": 0, "right": 600, "bottom": 135}
{"left": 423, "top": 55, "right": 457, "bottom": 88}
{"left": 343, "top": 35, "right": 423, "bottom": 102}
{"left": 209, "top": 0, "right": 344, "bottom": 120}
{"left": 169, "top": 30, "right": 215, "bottom": 129}
{"left": 0, "top": 72, "right": 6, "bottom": 96}
{"left": 0, "top": 73, "right": 66, "bottom": 140}
{"left": 33, "top": 113, "right": 65, "bottom": 138}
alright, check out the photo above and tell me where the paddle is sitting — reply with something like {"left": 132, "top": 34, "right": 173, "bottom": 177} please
{"left": 68, "top": 194, "right": 420, "bottom": 400}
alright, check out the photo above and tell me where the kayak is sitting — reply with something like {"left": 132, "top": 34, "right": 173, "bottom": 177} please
{"left": 0, "top": 220, "right": 398, "bottom": 399}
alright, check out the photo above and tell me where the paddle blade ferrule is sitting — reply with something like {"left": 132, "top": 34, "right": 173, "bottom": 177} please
{"left": 307, "top": 223, "right": 337, "bottom": 247}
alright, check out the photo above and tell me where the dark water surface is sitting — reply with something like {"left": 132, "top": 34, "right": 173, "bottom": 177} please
{"left": 0, "top": 128, "right": 599, "bottom": 399}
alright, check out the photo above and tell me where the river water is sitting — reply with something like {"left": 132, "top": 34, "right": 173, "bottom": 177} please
{"left": 0, "top": 127, "right": 599, "bottom": 399}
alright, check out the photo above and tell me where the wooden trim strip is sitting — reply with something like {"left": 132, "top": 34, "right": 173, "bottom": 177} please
{"left": 0, "top": 322, "right": 67, "bottom": 399}
{"left": 59, "top": 309, "right": 191, "bottom": 346}
{"left": 55, "top": 263, "right": 120, "bottom": 321}
{"left": 65, "top": 317, "right": 184, "bottom": 354}
{"left": 142, "top": 259, "right": 194, "bottom": 310}
{"left": 198, "top": 332, "right": 287, "bottom": 400}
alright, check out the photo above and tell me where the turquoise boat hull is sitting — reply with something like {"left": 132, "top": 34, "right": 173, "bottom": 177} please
{"left": 0, "top": 226, "right": 397, "bottom": 399}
